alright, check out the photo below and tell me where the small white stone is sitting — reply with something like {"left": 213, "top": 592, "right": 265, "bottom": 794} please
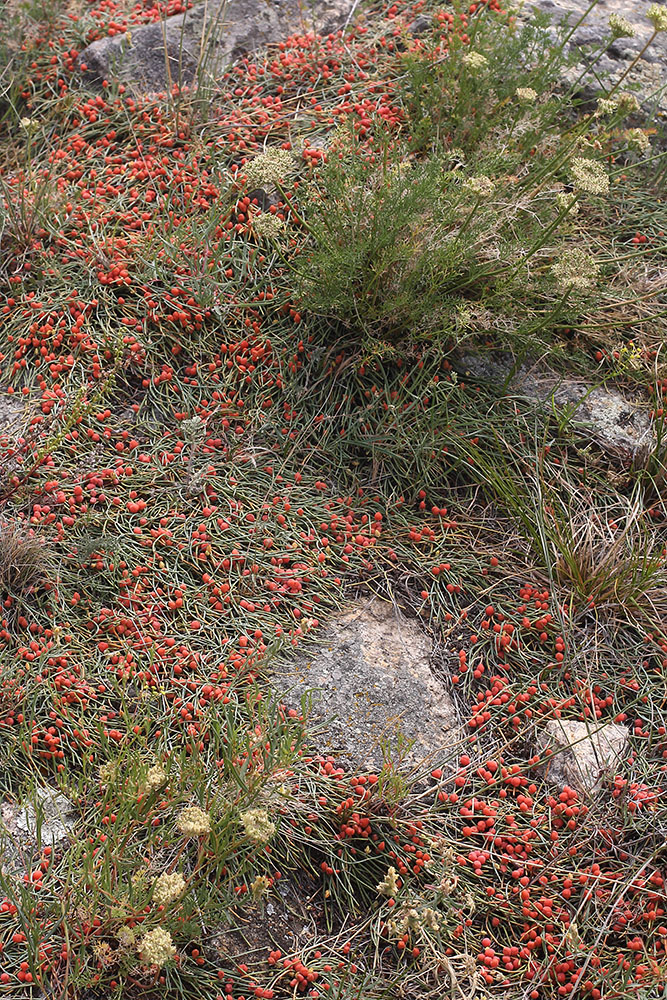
{"left": 539, "top": 720, "right": 628, "bottom": 792}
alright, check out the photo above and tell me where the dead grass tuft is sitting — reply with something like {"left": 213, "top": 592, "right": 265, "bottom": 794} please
{"left": 0, "top": 521, "right": 52, "bottom": 596}
{"left": 548, "top": 492, "right": 667, "bottom": 626}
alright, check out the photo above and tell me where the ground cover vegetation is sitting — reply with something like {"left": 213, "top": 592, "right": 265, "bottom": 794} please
{"left": 0, "top": 0, "right": 666, "bottom": 996}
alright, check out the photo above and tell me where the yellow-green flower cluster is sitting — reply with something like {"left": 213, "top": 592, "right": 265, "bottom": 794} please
{"left": 243, "top": 148, "right": 294, "bottom": 190}
{"left": 464, "top": 175, "right": 495, "bottom": 198}
{"left": 608, "top": 13, "right": 635, "bottom": 38}
{"left": 647, "top": 4, "right": 667, "bottom": 31}
{"left": 117, "top": 926, "right": 135, "bottom": 949}
{"left": 252, "top": 212, "right": 287, "bottom": 240}
{"left": 617, "top": 93, "right": 640, "bottom": 114}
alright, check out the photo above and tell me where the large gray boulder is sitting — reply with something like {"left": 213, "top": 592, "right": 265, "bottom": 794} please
{"left": 273, "top": 598, "right": 459, "bottom": 771}
{"left": 78, "top": 0, "right": 354, "bottom": 91}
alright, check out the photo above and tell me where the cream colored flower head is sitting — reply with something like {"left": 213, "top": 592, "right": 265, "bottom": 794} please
{"left": 462, "top": 51, "right": 488, "bottom": 73}
{"left": 570, "top": 157, "right": 609, "bottom": 195}
{"left": 556, "top": 192, "right": 579, "bottom": 217}
{"left": 377, "top": 866, "right": 399, "bottom": 897}
{"left": 551, "top": 248, "right": 600, "bottom": 292}
{"left": 240, "top": 807, "right": 276, "bottom": 844}
{"left": 609, "top": 13, "right": 636, "bottom": 38}
{"left": 243, "top": 148, "right": 294, "bottom": 190}
{"left": 464, "top": 175, "right": 495, "bottom": 198}
{"left": 252, "top": 212, "right": 287, "bottom": 241}
{"left": 625, "top": 128, "right": 651, "bottom": 155}
{"left": 176, "top": 805, "right": 211, "bottom": 837}
{"left": 144, "top": 764, "right": 166, "bottom": 793}
{"left": 515, "top": 86, "right": 538, "bottom": 105}
{"left": 98, "top": 761, "right": 118, "bottom": 787}
{"left": 595, "top": 96, "right": 619, "bottom": 116}
{"left": 153, "top": 871, "right": 186, "bottom": 906}
{"left": 139, "top": 927, "right": 176, "bottom": 967}
{"left": 596, "top": 92, "right": 640, "bottom": 117}
{"left": 647, "top": 4, "right": 667, "bottom": 31}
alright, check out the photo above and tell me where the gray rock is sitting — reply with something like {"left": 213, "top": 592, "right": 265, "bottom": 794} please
{"left": 13, "top": 786, "right": 76, "bottom": 846}
{"left": 525, "top": 0, "right": 667, "bottom": 113}
{"left": 548, "top": 381, "right": 653, "bottom": 460}
{"left": 0, "top": 392, "right": 27, "bottom": 438}
{"left": 408, "top": 15, "right": 431, "bottom": 36}
{"left": 273, "top": 598, "right": 459, "bottom": 770}
{"left": 78, "top": 0, "right": 354, "bottom": 92}
{"left": 538, "top": 718, "right": 628, "bottom": 792}
{"left": 455, "top": 352, "right": 653, "bottom": 463}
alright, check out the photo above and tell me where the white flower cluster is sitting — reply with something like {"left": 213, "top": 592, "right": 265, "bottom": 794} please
{"left": 608, "top": 13, "right": 635, "bottom": 38}
{"left": 596, "top": 92, "right": 640, "bottom": 117}
{"left": 377, "top": 866, "right": 400, "bottom": 897}
{"left": 98, "top": 761, "right": 118, "bottom": 787}
{"left": 153, "top": 871, "right": 186, "bottom": 906}
{"left": 647, "top": 4, "right": 667, "bottom": 32}
{"left": 385, "top": 903, "right": 441, "bottom": 939}
{"left": 462, "top": 51, "right": 488, "bottom": 73}
{"left": 144, "top": 763, "right": 166, "bottom": 792}
{"left": 570, "top": 157, "right": 609, "bottom": 195}
{"left": 515, "top": 86, "right": 538, "bottom": 105}
{"left": 556, "top": 192, "right": 579, "bottom": 217}
{"left": 625, "top": 128, "right": 651, "bottom": 155}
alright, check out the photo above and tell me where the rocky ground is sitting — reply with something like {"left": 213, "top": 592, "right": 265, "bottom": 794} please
{"left": 77, "top": 0, "right": 667, "bottom": 118}
{"left": 0, "top": 0, "right": 666, "bottom": 997}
